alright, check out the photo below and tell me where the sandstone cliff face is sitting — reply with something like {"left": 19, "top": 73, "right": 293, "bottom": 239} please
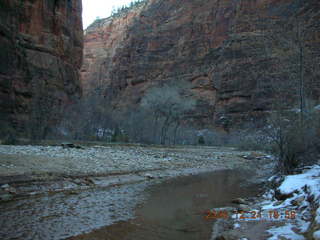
{"left": 81, "top": 9, "right": 143, "bottom": 94}
{"left": 0, "top": 0, "right": 83, "bottom": 138}
{"left": 81, "top": 0, "right": 320, "bottom": 129}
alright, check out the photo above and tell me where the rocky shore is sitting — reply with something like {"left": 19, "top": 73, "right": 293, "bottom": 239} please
{"left": 0, "top": 144, "right": 274, "bottom": 205}
{"left": 0, "top": 144, "right": 274, "bottom": 240}
{"left": 210, "top": 165, "right": 320, "bottom": 240}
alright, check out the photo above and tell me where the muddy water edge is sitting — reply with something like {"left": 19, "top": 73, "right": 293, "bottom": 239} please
{"left": 70, "top": 169, "right": 264, "bottom": 240}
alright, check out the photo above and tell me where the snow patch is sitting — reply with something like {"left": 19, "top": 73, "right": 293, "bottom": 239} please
{"left": 313, "top": 230, "right": 320, "bottom": 240}
{"left": 234, "top": 223, "right": 240, "bottom": 229}
{"left": 314, "top": 105, "right": 320, "bottom": 111}
{"left": 267, "top": 224, "right": 305, "bottom": 240}
{"left": 262, "top": 165, "right": 320, "bottom": 240}
{"left": 279, "top": 166, "right": 320, "bottom": 196}
{"left": 316, "top": 207, "right": 320, "bottom": 224}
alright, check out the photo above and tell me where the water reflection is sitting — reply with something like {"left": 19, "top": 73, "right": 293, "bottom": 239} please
{"left": 71, "top": 170, "right": 261, "bottom": 240}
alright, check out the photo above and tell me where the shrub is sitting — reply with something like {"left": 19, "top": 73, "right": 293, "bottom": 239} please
{"left": 2, "top": 133, "right": 18, "bottom": 145}
{"left": 111, "top": 127, "right": 129, "bottom": 143}
{"left": 198, "top": 136, "right": 205, "bottom": 145}
{"left": 267, "top": 109, "right": 320, "bottom": 174}
{"left": 226, "top": 127, "right": 272, "bottom": 152}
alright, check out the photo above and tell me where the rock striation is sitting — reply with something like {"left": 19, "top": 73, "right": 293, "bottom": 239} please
{"left": 0, "top": 0, "right": 83, "bottom": 138}
{"left": 82, "top": 0, "right": 320, "bottom": 129}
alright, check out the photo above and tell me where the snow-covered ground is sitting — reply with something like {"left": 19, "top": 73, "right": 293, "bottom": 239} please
{"left": 261, "top": 165, "right": 320, "bottom": 239}
{"left": 211, "top": 165, "right": 320, "bottom": 240}
{"left": 229, "top": 165, "right": 320, "bottom": 239}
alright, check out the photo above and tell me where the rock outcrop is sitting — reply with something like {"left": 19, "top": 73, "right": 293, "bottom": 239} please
{"left": 0, "top": 0, "right": 83, "bottom": 138}
{"left": 81, "top": 0, "right": 320, "bottom": 129}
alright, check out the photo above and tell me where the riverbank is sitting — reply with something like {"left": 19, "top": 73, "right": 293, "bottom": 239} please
{"left": 210, "top": 164, "right": 320, "bottom": 240}
{"left": 0, "top": 144, "right": 272, "bottom": 178}
{"left": 0, "top": 144, "right": 273, "bottom": 202}
{"left": 0, "top": 144, "right": 274, "bottom": 239}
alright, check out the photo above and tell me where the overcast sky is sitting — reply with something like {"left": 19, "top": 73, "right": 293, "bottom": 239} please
{"left": 82, "top": 0, "right": 134, "bottom": 29}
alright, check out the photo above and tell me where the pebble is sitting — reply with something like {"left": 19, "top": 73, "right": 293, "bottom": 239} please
{"left": 291, "top": 196, "right": 305, "bottom": 206}
{"left": 0, "top": 145, "right": 263, "bottom": 178}
{"left": 237, "top": 204, "right": 251, "bottom": 212}
{"left": 6, "top": 187, "right": 17, "bottom": 194}
{"left": 0, "top": 193, "right": 13, "bottom": 202}
{"left": 73, "top": 179, "right": 82, "bottom": 185}
{"left": 232, "top": 198, "right": 247, "bottom": 205}
{"left": 1, "top": 184, "right": 10, "bottom": 189}
{"left": 145, "top": 173, "right": 155, "bottom": 180}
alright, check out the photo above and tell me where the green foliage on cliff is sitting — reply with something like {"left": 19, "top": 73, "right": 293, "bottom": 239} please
{"left": 110, "top": 0, "right": 147, "bottom": 18}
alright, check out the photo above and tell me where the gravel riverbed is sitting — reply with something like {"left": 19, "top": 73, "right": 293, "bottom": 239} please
{"left": 0, "top": 144, "right": 270, "bottom": 178}
{"left": 0, "top": 144, "right": 274, "bottom": 240}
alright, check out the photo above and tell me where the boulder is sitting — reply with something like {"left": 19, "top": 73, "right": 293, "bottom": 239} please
{"left": 6, "top": 187, "right": 17, "bottom": 194}
{"left": 61, "top": 143, "right": 84, "bottom": 149}
{"left": 145, "top": 173, "right": 155, "bottom": 180}
{"left": 1, "top": 184, "right": 10, "bottom": 189}
{"left": 0, "top": 193, "right": 13, "bottom": 202}
{"left": 232, "top": 198, "right": 247, "bottom": 205}
{"left": 237, "top": 204, "right": 251, "bottom": 212}
{"left": 291, "top": 196, "right": 305, "bottom": 206}
{"left": 274, "top": 189, "right": 293, "bottom": 201}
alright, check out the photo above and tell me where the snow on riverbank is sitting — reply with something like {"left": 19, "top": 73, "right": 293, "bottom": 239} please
{"left": 262, "top": 165, "right": 320, "bottom": 239}
{"left": 211, "top": 165, "right": 320, "bottom": 240}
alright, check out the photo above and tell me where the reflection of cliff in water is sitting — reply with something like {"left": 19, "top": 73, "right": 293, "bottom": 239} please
{"left": 71, "top": 169, "right": 262, "bottom": 240}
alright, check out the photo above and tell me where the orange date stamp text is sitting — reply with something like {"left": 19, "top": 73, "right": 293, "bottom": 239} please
{"left": 204, "top": 209, "right": 296, "bottom": 221}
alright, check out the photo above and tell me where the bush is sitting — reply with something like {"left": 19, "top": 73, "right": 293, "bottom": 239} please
{"left": 198, "top": 136, "right": 205, "bottom": 145}
{"left": 2, "top": 133, "right": 18, "bottom": 145}
{"left": 111, "top": 127, "right": 129, "bottom": 143}
{"left": 267, "top": 109, "right": 320, "bottom": 174}
{"left": 227, "top": 128, "right": 272, "bottom": 152}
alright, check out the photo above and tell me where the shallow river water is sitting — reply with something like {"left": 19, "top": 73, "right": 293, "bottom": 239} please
{"left": 0, "top": 169, "right": 262, "bottom": 240}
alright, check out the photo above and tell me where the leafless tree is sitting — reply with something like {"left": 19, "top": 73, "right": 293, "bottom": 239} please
{"left": 140, "top": 81, "right": 196, "bottom": 144}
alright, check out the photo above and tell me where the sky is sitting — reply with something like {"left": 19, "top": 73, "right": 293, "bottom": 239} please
{"left": 82, "top": 0, "right": 134, "bottom": 29}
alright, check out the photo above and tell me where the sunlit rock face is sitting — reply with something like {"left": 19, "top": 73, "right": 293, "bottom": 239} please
{"left": 81, "top": 0, "right": 320, "bottom": 129}
{"left": 0, "top": 0, "right": 83, "bottom": 138}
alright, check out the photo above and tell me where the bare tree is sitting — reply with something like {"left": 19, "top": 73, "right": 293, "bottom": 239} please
{"left": 141, "top": 81, "right": 196, "bottom": 144}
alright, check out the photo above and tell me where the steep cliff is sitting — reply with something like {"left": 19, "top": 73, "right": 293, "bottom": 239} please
{"left": 81, "top": 0, "right": 320, "bottom": 129}
{"left": 0, "top": 0, "right": 83, "bottom": 139}
{"left": 81, "top": 8, "right": 143, "bottom": 94}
